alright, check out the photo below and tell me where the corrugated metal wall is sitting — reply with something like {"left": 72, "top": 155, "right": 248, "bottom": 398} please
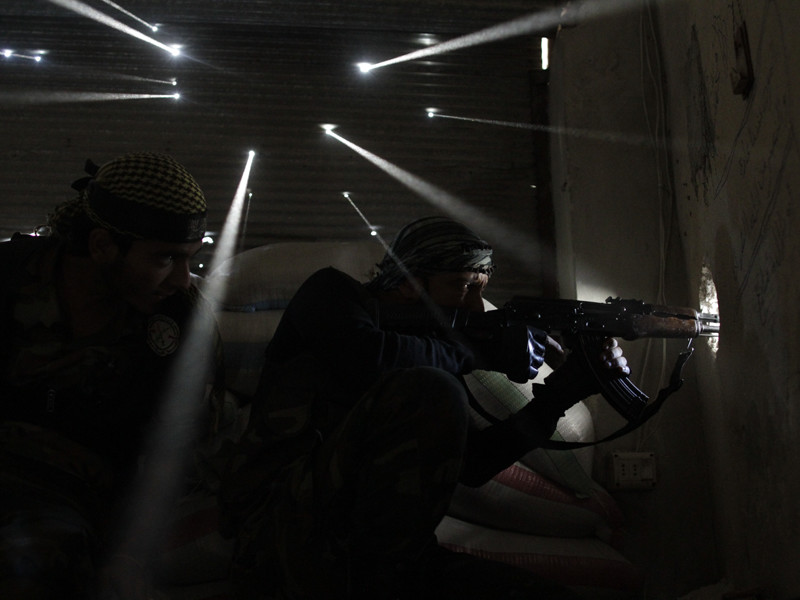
{"left": 1, "top": 1, "right": 557, "bottom": 300}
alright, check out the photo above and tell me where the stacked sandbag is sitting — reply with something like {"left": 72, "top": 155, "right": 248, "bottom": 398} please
{"left": 203, "top": 241, "right": 385, "bottom": 399}
{"left": 445, "top": 367, "right": 642, "bottom": 597}
{"left": 436, "top": 516, "right": 642, "bottom": 598}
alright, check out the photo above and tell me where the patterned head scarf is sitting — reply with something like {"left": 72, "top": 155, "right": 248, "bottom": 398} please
{"left": 48, "top": 153, "right": 207, "bottom": 243}
{"left": 368, "top": 216, "right": 494, "bottom": 291}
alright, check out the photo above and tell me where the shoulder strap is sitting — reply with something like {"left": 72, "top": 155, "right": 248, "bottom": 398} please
{"left": 541, "top": 346, "right": 694, "bottom": 449}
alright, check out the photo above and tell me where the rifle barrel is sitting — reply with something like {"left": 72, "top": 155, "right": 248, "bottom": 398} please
{"left": 698, "top": 313, "right": 720, "bottom": 336}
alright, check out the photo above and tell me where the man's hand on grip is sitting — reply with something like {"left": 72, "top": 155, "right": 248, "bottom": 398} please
{"left": 543, "top": 337, "right": 629, "bottom": 406}
{"left": 480, "top": 324, "right": 548, "bottom": 384}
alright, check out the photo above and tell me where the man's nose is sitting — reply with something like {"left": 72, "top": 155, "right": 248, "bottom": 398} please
{"left": 169, "top": 259, "right": 193, "bottom": 290}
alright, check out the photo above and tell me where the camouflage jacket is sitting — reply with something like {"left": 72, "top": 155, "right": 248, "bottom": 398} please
{"left": 0, "top": 234, "right": 222, "bottom": 484}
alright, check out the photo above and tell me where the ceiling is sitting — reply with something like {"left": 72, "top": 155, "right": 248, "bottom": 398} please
{"left": 1, "top": 0, "right": 564, "bottom": 298}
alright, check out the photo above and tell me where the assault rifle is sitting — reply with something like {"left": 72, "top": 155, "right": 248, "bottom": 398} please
{"left": 458, "top": 297, "right": 720, "bottom": 425}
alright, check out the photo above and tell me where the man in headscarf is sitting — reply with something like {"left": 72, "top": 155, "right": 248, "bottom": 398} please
{"left": 0, "top": 153, "right": 223, "bottom": 599}
{"left": 220, "top": 215, "right": 629, "bottom": 600}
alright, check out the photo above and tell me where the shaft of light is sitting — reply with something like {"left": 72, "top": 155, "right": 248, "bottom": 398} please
{"left": 108, "top": 151, "right": 254, "bottom": 565}
{"left": 327, "top": 129, "right": 541, "bottom": 273}
{"left": 122, "top": 75, "right": 177, "bottom": 85}
{"left": 365, "top": 0, "right": 660, "bottom": 71}
{"left": 4, "top": 53, "right": 42, "bottom": 62}
{"left": 99, "top": 0, "right": 158, "bottom": 31}
{"left": 342, "top": 192, "right": 390, "bottom": 249}
{"left": 340, "top": 190, "right": 454, "bottom": 322}
{"left": 0, "top": 91, "right": 179, "bottom": 104}
{"left": 47, "top": 0, "right": 179, "bottom": 55}
{"left": 430, "top": 111, "right": 653, "bottom": 146}
{"left": 205, "top": 150, "right": 256, "bottom": 281}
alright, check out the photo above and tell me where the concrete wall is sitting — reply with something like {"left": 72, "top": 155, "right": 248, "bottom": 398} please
{"left": 550, "top": 1, "right": 800, "bottom": 598}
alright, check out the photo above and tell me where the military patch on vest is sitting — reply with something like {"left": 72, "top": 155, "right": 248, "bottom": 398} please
{"left": 146, "top": 314, "right": 181, "bottom": 356}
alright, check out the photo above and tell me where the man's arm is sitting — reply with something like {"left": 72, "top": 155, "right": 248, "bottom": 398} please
{"left": 266, "top": 268, "right": 478, "bottom": 400}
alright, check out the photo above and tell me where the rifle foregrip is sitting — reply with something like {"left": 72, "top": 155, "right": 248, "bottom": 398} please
{"left": 629, "top": 308, "right": 703, "bottom": 339}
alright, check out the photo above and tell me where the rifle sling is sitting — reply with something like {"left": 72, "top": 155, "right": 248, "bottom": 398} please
{"left": 461, "top": 346, "right": 694, "bottom": 451}
{"left": 462, "top": 377, "right": 503, "bottom": 426}
{"left": 540, "top": 346, "right": 694, "bottom": 450}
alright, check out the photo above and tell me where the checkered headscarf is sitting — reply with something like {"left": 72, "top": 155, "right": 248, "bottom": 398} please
{"left": 368, "top": 216, "right": 495, "bottom": 291}
{"left": 49, "top": 153, "right": 207, "bottom": 242}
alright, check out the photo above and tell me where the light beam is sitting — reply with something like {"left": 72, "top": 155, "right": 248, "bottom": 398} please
{"left": 342, "top": 192, "right": 388, "bottom": 246}
{"left": 0, "top": 91, "right": 181, "bottom": 104}
{"left": 427, "top": 110, "right": 653, "bottom": 147}
{"left": 98, "top": 0, "right": 160, "bottom": 32}
{"left": 207, "top": 150, "right": 257, "bottom": 276}
{"left": 117, "top": 75, "right": 177, "bottom": 86}
{"left": 47, "top": 0, "right": 180, "bottom": 55}
{"left": 359, "top": 0, "right": 663, "bottom": 72}
{"left": 108, "top": 150, "right": 256, "bottom": 570}
{"left": 2, "top": 51, "right": 43, "bottom": 62}
{"left": 340, "top": 190, "right": 460, "bottom": 318}
{"left": 325, "top": 128, "right": 542, "bottom": 273}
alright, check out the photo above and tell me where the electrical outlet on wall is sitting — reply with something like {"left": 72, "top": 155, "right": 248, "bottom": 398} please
{"left": 611, "top": 451, "right": 657, "bottom": 490}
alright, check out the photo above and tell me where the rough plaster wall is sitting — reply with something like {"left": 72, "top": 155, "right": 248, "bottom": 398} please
{"left": 657, "top": 0, "right": 800, "bottom": 597}
{"left": 552, "top": 0, "right": 800, "bottom": 598}
{"left": 550, "top": 3, "right": 717, "bottom": 598}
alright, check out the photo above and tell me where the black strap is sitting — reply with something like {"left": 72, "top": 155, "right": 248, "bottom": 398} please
{"left": 461, "top": 376, "right": 503, "bottom": 426}
{"left": 462, "top": 342, "right": 694, "bottom": 452}
{"left": 540, "top": 345, "right": 694, "bottom": 450}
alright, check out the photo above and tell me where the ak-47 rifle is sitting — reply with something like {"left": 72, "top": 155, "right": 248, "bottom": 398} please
{"left": 459, "top": 297, "right": 720, "bottom": 426}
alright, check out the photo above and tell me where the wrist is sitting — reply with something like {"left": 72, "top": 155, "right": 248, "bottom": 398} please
{"left": 543, "top": 359, "right": 598, "bottom": 404}
{"left": 511, "top": 390, "right": 563, "bottom": 443}
{"left": 533, "top": 381, "right": 583, "bottom": 416}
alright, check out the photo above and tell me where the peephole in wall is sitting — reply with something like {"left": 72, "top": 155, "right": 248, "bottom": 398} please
{"left": 699, "top": 264, "right": 720, "bottom": 355}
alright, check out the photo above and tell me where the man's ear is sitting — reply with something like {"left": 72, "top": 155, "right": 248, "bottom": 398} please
{"left": 88, "top": 229, "right": 119, "bottom": 264}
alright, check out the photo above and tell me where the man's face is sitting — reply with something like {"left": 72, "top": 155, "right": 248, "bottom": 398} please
{"left": 104, "top": 238, "right": 203, "bottom": 314}
{"left": 422, "top": 271, "right": 489, "bottom": 313}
